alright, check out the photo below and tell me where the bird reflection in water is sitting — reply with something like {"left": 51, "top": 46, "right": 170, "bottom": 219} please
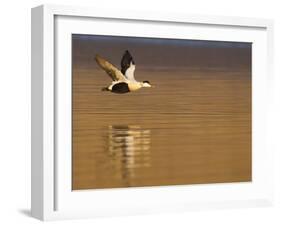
{"left": 107, "top": 125, "right": 151, "bottom": 186}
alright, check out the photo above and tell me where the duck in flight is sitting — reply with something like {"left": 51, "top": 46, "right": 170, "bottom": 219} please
{"left": 95, "top": 50, "right": 152, "bottom": 94}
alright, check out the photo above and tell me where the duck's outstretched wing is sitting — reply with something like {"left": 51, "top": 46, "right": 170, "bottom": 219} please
{"left": 95, "top": 54, "right": 126, "bottom": 81}
{"left": 121, "top": 50, "right": 136, "bottom": 81}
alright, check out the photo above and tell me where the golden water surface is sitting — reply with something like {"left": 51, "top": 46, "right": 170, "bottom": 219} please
{"left": 72, "top": 66, "right": 251, "bottom": 190}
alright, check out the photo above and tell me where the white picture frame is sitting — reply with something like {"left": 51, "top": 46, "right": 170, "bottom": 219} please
{"left": 31, "top": 4, "right": 274, "bottom": 221}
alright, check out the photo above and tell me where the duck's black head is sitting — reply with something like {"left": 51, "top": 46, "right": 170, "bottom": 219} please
{"left": 142, "top": 80, "right": 152, "bottom": 87}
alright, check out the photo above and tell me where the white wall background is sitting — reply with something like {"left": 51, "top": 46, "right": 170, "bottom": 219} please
{"left": 0, "top": 0, "right": 280, "bottom": 225}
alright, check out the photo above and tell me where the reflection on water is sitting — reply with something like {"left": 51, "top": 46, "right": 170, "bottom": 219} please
{"left": 107, "top": 125, "right": 151, "bottom": 186}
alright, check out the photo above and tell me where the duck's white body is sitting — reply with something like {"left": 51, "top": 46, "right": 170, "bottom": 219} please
{"left": 108, "top": 81, "right": 142, "bottom": 92}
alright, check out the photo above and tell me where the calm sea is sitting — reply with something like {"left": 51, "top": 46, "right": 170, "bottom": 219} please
{"left": 72, "top": 66, "right": 251, "bottom": 190}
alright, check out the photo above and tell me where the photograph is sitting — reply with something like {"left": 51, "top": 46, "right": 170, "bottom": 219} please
{"left": 72, "top": 34, "right": 252, "bottom": 190}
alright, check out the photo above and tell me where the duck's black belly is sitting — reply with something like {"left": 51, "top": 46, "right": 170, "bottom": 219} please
{"left": 111, "top": 82, "right": 130, "bottom": 94}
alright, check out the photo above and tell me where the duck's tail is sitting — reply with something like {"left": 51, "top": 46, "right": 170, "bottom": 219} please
{"left": 101, "top": 87, "right": 110, "bottom": 91}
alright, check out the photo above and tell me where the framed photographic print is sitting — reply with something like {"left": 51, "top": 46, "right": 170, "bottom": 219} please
{"left": 31, "top": 4, "right": 274, "bottom": 221}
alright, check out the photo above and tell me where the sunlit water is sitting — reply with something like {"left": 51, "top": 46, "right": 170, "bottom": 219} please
{"left": 72, "top": 67, "right": 251, "bottom": 190}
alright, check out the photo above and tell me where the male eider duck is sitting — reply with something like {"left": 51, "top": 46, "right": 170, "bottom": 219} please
{"left": 95, "top": 50, "right": 152, "bottom": 94}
